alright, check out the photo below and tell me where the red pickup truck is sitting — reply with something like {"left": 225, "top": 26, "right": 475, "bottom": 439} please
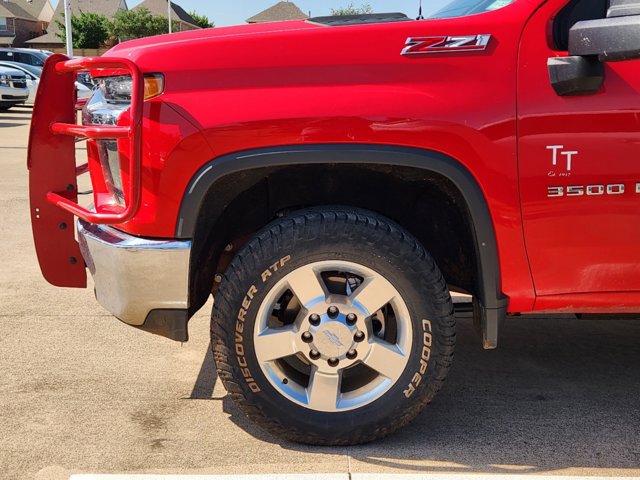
{"left": 28, "top": 0, "right": 640, "bottom": 445}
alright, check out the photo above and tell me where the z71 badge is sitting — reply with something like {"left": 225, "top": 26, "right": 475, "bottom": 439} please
{"left": 401, "top": 34, "right": 491, "bottom": 56}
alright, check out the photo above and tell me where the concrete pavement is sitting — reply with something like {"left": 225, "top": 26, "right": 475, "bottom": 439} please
{"left": 1, "top": 106, "right": 639, "bottom": 480}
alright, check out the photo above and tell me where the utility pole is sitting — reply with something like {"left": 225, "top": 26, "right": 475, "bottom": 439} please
{"left": 64, "top": 0, "right": 73, "bottom": 57}
{"left": 168, "top": 0, "right": 172, "bottom": 34}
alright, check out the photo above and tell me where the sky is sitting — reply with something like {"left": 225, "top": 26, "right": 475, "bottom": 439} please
{"left": 51, "top": 0, "right": 451, "bottom": 27}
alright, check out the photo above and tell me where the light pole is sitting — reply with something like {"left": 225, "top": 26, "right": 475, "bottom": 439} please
{"left": 168, "top": 0, "right": 172, "bottom": 34}
{"left": 64, "top": 0, "right": 73, "bottom": 56}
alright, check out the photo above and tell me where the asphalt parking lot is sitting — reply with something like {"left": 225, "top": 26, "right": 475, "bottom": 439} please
{"left": 1, "top": 105, "right": 639, "bottom": 480}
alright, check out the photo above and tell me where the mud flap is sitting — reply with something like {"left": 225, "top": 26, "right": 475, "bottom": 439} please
{"left": 27, "top": 54, "right": 86, "bottom": 288}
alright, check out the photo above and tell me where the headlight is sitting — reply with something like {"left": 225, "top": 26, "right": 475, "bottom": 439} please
{"left": 83, "top": 80, "right": 130, "bottom": 206}
{"left": 81, "top": 73, "right": 165, "bottom": 207}
{"left": 99, "top": 75, "right": 132, "bottom": 103}
{"left": 94, "top": 74, "right": 164, "bottom": 103}
{"left": 0, "top": 74, "right": 9, "bottom": 87}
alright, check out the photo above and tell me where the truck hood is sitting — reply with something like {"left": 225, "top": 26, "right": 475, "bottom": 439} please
{"left": 106, "top": 19, "right": 319, "bottom": 61}
{"left": 104, "top": 12, "right": 421, "bottom": 66}
{"left": 101, "top": 4, "right": 533, "bottom": 85}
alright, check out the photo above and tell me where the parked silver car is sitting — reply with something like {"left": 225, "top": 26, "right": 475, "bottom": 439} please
{"left": 0, "top": 61, "right": 93, "bottom": 104}
{"left": 0, "top": 66, "right": 29, "bottom": 111}
{"left": 0, "top": 48, "right": 52, "bottom": 67}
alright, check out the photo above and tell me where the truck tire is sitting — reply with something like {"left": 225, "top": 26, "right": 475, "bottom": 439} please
{"left": 211, "top": 206, "right": 455, "bottom": 445}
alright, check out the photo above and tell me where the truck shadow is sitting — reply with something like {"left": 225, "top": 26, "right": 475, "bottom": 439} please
{"left": 189, "top": 344, "right": 218, "bottom": 400}
{"left": 0, "top": 107, "right": 32, "bottom": 128}
{"left": 0, "top": 116, "right": 30, "bottom": 121}
{"left": 197, "top": 316, "right": 640, "bottom": 473}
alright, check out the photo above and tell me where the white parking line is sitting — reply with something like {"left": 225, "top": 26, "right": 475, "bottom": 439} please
{"left": 70, "top": 475, "right": 640, "bottom": 480}
{"left": 354, "top": 476, "right": 640, "bottom": 480}
{"left": 70, "top": 475, "right": 348, "bottom": 480}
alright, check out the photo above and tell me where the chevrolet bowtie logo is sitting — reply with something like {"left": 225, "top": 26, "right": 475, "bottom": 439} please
{"left": 323, "top": 330, "right": 345, "bottom": 348}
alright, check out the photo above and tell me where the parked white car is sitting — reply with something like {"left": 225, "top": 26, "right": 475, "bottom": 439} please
{"left": 0, "top": 66, "right": 29, "bottom": 111}
{"left": 0, "top": 61, "right": 92, "bottom": 104}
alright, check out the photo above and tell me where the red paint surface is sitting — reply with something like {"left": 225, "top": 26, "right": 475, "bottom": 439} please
{"left": 28, "top": 54, "right": 86, "bottom": 288}
{"left": 517, "top": 0, "right": 640, "bottom": 309}
{"left": 29, "top": 1, "right": 640, "bottom": 312}
{"left": 101, "top": 2, "right": 537, "bottom": 310}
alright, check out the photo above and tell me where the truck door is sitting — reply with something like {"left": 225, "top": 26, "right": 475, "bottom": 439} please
{"left": 517, "top": 0, "right": 640, "bottom": 300}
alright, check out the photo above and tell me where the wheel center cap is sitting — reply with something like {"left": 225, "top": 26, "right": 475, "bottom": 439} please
{"left": 314, "top": 322, "right": 352, "bottom": 357}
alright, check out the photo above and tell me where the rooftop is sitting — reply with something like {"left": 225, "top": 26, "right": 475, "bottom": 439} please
{"left": 0, "top": 0, "right": 51, "bottom": 20}
{"left": 27, "top": 0, "right": 127, "bottom": 44}
{"left": 0, "top": 1, "right": 34, "bottom": 20}
{"left": 134, "top": 0, "right": 200, "bottom": 27}
{"left": 246, "top": 1, "right": 308, "bottom": 24}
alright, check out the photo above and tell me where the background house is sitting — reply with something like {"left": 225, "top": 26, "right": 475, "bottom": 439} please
{"left": 26, "top": 0, "right": 127, "bottom": 50}
{"left": 135, "top": 0, "right": 200, "bottom": 32}
{"left": 246, "top": 1, "right": 308, "bottom": 24}
{"left": 0, "top": 0, "right": 53, "bottom": 47}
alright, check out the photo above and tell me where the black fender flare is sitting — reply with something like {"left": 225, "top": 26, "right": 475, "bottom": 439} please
{"left": 177, "top": 144, "right": 508, "bottom": 348}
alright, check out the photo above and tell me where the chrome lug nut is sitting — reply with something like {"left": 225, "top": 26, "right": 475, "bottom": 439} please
{"left": 327, "top": 306, "right": 339, "bottom": 318}
{"left": 301, "top": 332, "right": 313, "bottom": 343}
{"left": 309, "top": 314, "right": 321, "bottom": 326}
{"left": 309, "top": 349, "right": 321, "bottom": 360}
{"left": 346, "top": 313, "right": 357, "bottom": 325}
{"left": 354, "top": 331, "right": 365, "bottom": 342}
{"left": 328, "top": 357, "right": 340, "bottom": 367}
{"left": 346, "top": 349, "right": 358, "bottom": 360}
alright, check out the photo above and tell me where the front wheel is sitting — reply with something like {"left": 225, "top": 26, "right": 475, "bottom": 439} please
{"left": 211, "top": 207, "right": 455, "bottom": 445}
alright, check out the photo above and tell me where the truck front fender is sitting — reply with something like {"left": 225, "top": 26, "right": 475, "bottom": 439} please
{"left": 178, "top": 144, "right": 508, "bottom": 348}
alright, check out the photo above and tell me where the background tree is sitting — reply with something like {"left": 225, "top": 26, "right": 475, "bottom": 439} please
{"left": 189, "top": 11, "right": 214, "bottom": 29}
{"left": 110, "top": 7, "right": 176, "bottom": 41}
{"left": 55, "top": 12, "right": 110, "bottom": 48}
{"left": 330, "top": 2, "right": 373, "bottom": 15}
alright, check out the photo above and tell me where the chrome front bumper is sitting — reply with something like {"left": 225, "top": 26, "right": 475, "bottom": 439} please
{"left": 77, "top": 220, "right": 192, "bottom": 334}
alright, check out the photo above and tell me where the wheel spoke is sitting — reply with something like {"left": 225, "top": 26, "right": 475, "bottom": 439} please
{"left": 350, "top": 275, "right": 396, "bottom": 315}
{"left": 254, "top": 326, "right": 299, "bottom": 362}
{"left": 306, "top": 368, "right": 341, "bottom": 410}
{"left": 364, "top": 340, "right": 408, "bottom": 380}
{"left": 286, "top": 264, "right": 327, "bottom": 309}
